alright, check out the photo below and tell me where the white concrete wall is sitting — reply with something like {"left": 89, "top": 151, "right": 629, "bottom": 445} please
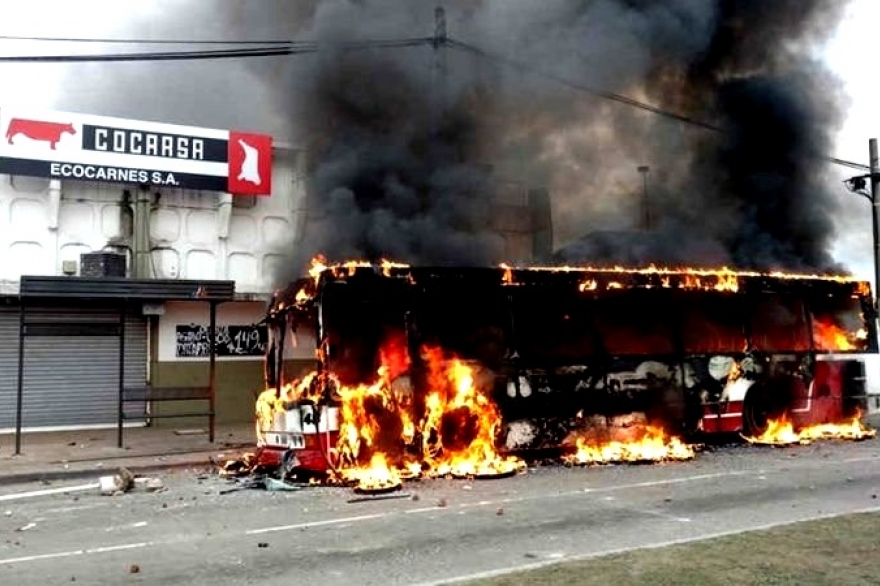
{"left": 157, "top": 300, "right": 315, "bottom": 362}
{"left": 0, "top": 146, "right": 305, "bottom": 296}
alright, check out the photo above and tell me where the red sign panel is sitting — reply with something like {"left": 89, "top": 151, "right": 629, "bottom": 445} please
{"left": 227, "top": 131, "right": 273, "bottom": 196}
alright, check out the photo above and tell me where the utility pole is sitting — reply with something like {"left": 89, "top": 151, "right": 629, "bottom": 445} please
{"left": 844, "top": 138, "right": 880, "bottom": 313}
{"left": 638, "top": 165, "right": 651, "bottom": 231}
{"left": 871, "top": 138, "right": 880, "bottom": 310}
{"left": 430, "top": 6, "right": 447, "bottom": 139}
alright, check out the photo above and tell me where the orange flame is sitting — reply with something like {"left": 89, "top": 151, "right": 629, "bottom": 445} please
{"left": 500, "top": 263, "right": 514, "bottom": 285}
{"left": 812, "top": 320, "right": 867, "bottom": 352}
{"left": 562, "top": 421, "right": 696, "bottom": 465}
{"left": 744, "top": 413, "right": 877, "bottom": 446}
{"left": 340, "top": 453, "right": 402, "bottom": 492}
{"left": 420, "top": 349, "right": 524, "bottom": 477}
{"left": 279, "top": 256, "right": 866, "bottom": 312}
{"left": 257, "top": 340, "right": 525, "bottom": 491}
{"left": 255, "top": 372, "right": 321, "bottom": 445}
{"left": 578, "top": 279, "right": 598, "bottom": 292}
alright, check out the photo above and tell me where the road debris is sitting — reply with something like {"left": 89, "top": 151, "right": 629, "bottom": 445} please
{"left": 265, "top": 478, "right": 302, "bottom": 492}
{"left": 219, "top": 475, "right": 308, "bottom": 495}
{"left": 135, "top": 477, "right": 165, "bottom": 493}
{"left": 99, "top": 468, "right": 135, "bottom": 496}
{"left": 128, "top": 564, "right": 140, "bottom": 574}
{"left": 0, "top": 482, "right": 102, "bottom": 503}
{"left": 15, "top": 522, "right": 36, "bottom": 532}
{"left": 347, "top": 493, "right": 412, "bottom": 504}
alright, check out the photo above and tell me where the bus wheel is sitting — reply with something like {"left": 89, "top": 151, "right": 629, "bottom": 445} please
{"left": 742, "top": 382, "right": 790, "bottom": 437}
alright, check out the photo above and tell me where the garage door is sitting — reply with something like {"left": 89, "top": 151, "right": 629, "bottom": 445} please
{"left": 0, "top": 306, "right": 147, "bottom": 430}
{"left": 0, "top": 307, "right": 18, "bottom": 430}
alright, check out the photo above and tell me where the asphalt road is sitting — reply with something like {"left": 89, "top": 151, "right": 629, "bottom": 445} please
{"left": 1, "top": 439, "right": 879, "bottom": 586}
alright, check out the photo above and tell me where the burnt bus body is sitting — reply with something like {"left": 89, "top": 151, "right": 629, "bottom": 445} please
{"left": 267, "top": 265, "right": 877, "bottom": 456}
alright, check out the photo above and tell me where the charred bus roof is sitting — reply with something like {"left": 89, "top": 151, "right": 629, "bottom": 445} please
{"left": 270, "top": 264, "right": 874, "bottom": 318}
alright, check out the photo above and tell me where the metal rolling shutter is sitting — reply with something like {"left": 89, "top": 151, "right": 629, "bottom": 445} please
{"left": 16, "top": 308, "right": 147, "bottom": 429}
{"left": 0, "top": 308, "right": 19, "bottom": 429}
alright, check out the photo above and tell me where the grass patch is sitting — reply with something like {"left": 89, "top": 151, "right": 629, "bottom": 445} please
{"left": 471, "top": 512, "right": 880, "bottom": 586}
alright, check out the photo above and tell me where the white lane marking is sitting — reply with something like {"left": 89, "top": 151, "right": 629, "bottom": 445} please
{"left": 410, "top": 504, "right": 880, "bottom": 586}
{"left": 105, "top": 521, "right": 149, "bottom": 532}
{"left": 42, "top": 503, "right": 108, "bottom": 515}
{"left": 245, "top": 471, "right": 752, "bottom": 535}
{"left": 627, "top": 508, "right": 691, "bottom": 523}
{"left": 586, "top": 471, "right": 753, "bottom": 493}
{"left": 245, "top": 513, "right": 386, "bottom": 535}
{"left": 0, "top": 483, "right": 100, "bottom": 502}
{"left": 0, "top": 542, "right": 149, "bottom": 566}
{"left": 841, "top": 455, "right": 880, "bottom": 464}
{"left": 405, "top": 507, "right": 446, "bottom": 514}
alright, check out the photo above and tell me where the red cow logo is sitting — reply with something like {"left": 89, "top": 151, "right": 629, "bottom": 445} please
{"left": 5, "top": 118, "right": 77, "bottom": 150}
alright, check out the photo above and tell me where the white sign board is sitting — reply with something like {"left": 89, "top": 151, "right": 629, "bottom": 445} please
{"left": 0, "top": 107, "right": 272, "bottom": 195}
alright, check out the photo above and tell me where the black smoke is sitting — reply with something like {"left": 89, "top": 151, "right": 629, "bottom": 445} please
{"left": 286, "top": 0, "right": 851, "bottom": 277}
{"left": 38, "top": 1, "right": 852, "bottom": 278}
{"left": 293, "top": 48, "right": 506, "bottom": 269}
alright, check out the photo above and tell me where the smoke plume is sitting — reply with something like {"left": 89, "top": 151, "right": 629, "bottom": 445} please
{"left": 42, "top": 0, "right": 852, "bottom": 278}
{"left": 287, "top": 0, "right": 850, "bottom": 277}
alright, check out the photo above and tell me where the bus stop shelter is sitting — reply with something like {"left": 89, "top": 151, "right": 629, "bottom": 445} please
{"left": 14, "top": 275, "right": 235, "bottom": 454}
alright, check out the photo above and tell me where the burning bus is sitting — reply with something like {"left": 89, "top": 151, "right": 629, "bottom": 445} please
{"left": 255, "top": 260, "right": 878, "bottom": 484}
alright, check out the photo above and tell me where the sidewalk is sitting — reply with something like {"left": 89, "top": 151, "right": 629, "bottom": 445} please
{"left": 0, "top": 423, "right": 256, "bottom": 486}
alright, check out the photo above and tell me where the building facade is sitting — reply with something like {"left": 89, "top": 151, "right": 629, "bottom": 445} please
{"left": 0, "top": 108, "right": 318, "bottom": 432}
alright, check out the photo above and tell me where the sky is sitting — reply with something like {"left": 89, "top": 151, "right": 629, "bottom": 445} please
{"left": 0, "top": 0, "right": 878, "bottom": 281}
{"left": 824, "top": 0, "right": 880, "bottom": 284}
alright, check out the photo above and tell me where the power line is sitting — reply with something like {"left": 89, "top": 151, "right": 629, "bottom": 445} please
{"left": 0, "top": 47, "right": 301, "bottom": 62}
{"left": 0, "top": 34, "right": 296, "bottom": 45}
{"left": 447, "top": 37, "right": 870, "bottom": 172}
{"left": 448, "top": 38, "right": 722, "bottom": 133}
{"left": 0, "top": 30, "right": 868, "bottom": 173}
{"left": 0, "top": 37, "right": 435, "bottom": 63}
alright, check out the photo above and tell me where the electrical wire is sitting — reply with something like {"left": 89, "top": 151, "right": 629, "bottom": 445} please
{"left": 0, "top": 37, "right": 435, "bottom": 63}
{"left": 0, "top": 31, "right": 866, "bottom": 172}
{"left": 447, "top": 37, "right": 870, "bottom": 172}
{"left": 0, "top": 34, "right": 297, "bottom": 45}
{"left": 0, "top": 46, "right": 303, "bottom": 62}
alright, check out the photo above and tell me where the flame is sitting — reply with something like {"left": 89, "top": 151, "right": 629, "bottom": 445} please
{"left": 307, "top": 254, "right": 329, "bottom": 283}
{"left": 419, "top": 349, "right": 525, "bottom": 477}
{"left": 578, "top": 279, "right": 598, "bottom": 292}
{"left": 256, "top": 339, "right": 525, "bottom": 487}
{"left": 744, "top": 413, "right": 877, "bottom": 446}
{"left": 276, "top": 257, "right": 866, "bottom": 314}
{"left": 812, "top": 320, "right": 867, "bottom": 351}
{"left": 507, "top": 263, "right": 862, "bottom": 285}
{"left": 500, "top": 263, "right": 514, "bottom": 285}
{"left": 255, "top": 371, "right": 321, "bottom": 445}
{"left": 340, "top": 453, "right": 402, "bottom": 492}
{"left": 563, "top": 424, "right": 696, "bottom": 465}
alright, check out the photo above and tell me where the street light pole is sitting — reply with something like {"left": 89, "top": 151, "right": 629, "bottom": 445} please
{"left": 844, "top": 139, "right": 880, "bottom": 311}
{"left": 638, "top": 165, "right": 650, "bottom": 231}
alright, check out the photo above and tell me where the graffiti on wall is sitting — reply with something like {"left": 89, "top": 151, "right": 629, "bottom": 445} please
{"left": 175, "top": 324, "right": 267, "bottom": 357}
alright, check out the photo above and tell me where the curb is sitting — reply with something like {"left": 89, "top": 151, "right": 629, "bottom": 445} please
{"left": 0, "top": 456, "right": 217, "bottom": 487}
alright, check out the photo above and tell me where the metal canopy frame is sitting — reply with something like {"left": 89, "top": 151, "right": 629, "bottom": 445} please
{"left": 14, "top": 276, "right": 235, "bottom": 454}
